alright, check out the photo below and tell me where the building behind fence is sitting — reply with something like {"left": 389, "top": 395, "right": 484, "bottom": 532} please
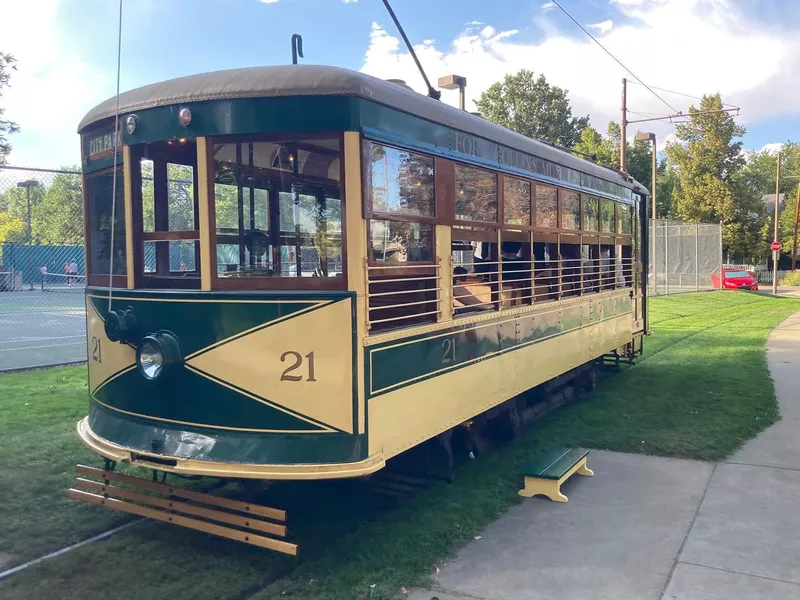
{"left": 0, "top": 166, "right": 87, "bottom": 371}
{"left": 649, "top": 219, "right": 722, "bottom": 297}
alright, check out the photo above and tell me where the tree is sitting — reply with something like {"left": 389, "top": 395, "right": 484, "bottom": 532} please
{"left": 655, "top": 157, "right": 678, "bottom": 218}
{"left": 0, "top": 52, "right": 19, "bottom": 165}
{"left": 0, "top": 211, "right": 25, "bottom": 243}
{"left": 665, "top": 94, "right": 758, "bottom": 260}
{"left": 35, "top": 168, "right": 83, "bottom": 244}
{"left": 475, "top": 70, "right": 589, "bottom": 148}
{"left": 573, "top": 125, "right": 615, "bottom": 166}
{"left": 736, "top": 142, "right": 800, "bottom": 260}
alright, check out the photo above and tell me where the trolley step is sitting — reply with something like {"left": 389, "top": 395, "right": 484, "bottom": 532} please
{"left": 68, "top": 464, "right": 298, "bottom": 555}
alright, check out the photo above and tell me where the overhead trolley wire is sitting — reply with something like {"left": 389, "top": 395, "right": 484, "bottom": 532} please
{"left": 549, "top": 0, "right": 680, "bottom": 114}
{"left": 627, "top": 80, "right": 740, "bottom": 110}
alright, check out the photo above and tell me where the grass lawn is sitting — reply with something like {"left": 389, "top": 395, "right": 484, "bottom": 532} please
{"left": 1, "top": 291, "right": 798, "bottom": 600}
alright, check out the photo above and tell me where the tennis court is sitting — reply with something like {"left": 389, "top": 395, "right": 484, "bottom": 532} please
{"left": 0, "top": 275, "right": 87, "bottom": 371}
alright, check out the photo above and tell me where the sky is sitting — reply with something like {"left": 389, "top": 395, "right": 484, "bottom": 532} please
{"left": 2, "top": 0, "right": 799, "bottom": 170}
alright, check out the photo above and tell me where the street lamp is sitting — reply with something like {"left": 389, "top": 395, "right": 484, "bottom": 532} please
{"left": 635, "top": 132, "right": 657, "bottom": 294}
{"left": 17, "top": 179, "right": 40, "bottom": 290}
{"left": 438, "top": 74, "right": 467, "bottom": 111}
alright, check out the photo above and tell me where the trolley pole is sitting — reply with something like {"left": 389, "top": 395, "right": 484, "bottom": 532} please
{"left": 792, "top": 183, "right": 800, "bottom": 271}
{"left": 773, "top": 151, "right": 781, "bottom": 295}
{"left": 620, "top": 78, "right": 627, "bottom": 173}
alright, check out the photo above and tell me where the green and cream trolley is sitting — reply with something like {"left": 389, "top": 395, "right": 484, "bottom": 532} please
{"left": 71, "top": 65, "right": 649, "bottom": 553}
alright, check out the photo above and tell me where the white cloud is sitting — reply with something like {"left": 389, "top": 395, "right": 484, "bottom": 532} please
{"left": 760, "top": 142, "right": 784, "bottom": 155}
{"left": 1, "top": 0, "right": 108, "bottom": 167}
{"left": 343, "top": 0, "right": 358, "bottom": 3}
{"left": 259, "top": 0, "right": 280, "bottom": 3}
{"left": 610, "top": 0, "right": 644, "bottom": 5}
{"left": 541, "top": 2, "right": 556, "bottom": 10}
{"left": 588, "top": 20, "right": 614, "bottom": 34}
{"left": 466, "top": 20, "right": 485, "bottom": 25}
{"left": 360, "top": 1, "right": 800, "bottom": 146}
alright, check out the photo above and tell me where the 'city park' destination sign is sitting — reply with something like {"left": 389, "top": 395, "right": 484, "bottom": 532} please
{"left": 87, "top": 131, "right": 119, "bottom": 157}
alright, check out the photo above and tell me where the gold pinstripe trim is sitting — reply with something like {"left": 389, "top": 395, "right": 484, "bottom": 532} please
{"left": 91, "top": 393, "right": 330, "bottom": 435}
{"left": 87, "top": 294, "right": 332, "bottom": 306}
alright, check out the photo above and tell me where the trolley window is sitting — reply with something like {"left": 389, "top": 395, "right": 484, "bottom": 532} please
{"left": 212, "top": 138, "right": 343, "bottom": 283}
{"left": 534, "top": 185, "right": 557, "bottom": 229}
{"left": 560, "top": 190, "right": 581, "bottom": 230}
{"left": 455, "top": 164, "right": 497, "bottom": 223}
{"left": 85, "top": 167, "right": 126, "bottom": 283}
{"left": 583, "top": 195, "right": 599, "bottom": 232}
{"left": 503, "top": 177, "right": 531, "bottom": 226}
{"left": 366, "top": 143, "right": 434, "bottom": 218}
{"left": 601, "top": 199, "right": 616, "bottom": 234}
{"left": 135, "top": 139, "right": 200, "bottom": 288}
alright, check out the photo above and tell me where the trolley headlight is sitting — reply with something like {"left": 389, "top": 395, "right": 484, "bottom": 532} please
{"left": 136, "top": 331, "right": 182, "bottom": 380}
{"left": 105, "top": 307, "right": 138, "bottom": 343}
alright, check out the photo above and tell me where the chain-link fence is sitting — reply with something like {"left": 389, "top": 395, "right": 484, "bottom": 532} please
{"left": 0, "top": 166, "right": 86, "bottom": 371}
{"left": 649, "top": 219, "right": 722, "bottom": 297}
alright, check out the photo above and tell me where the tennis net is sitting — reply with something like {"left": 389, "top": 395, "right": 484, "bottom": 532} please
{"left": 41, "top": 271, "right": 86, "bottom": 292}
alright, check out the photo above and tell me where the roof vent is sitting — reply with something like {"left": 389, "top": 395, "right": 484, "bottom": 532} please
{"left": 386, "top": 79, "right": 413, "bottom": 91}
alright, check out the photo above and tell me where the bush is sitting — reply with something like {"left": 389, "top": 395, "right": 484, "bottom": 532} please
{"left": 780, "top": 270, "right": 800, "bottom": 286}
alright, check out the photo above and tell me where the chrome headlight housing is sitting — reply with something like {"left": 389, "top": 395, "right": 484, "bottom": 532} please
{"left": 136, "top": 331, "right": 182, "bottom": 380}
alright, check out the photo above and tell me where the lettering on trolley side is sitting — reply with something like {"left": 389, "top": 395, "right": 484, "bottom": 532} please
{"left": 91, "top": 336, "right": 102, "bottom": 363}
{"left": 441, "top": 337, "right": 457, "bottom": 364}
{"left": 280, "top": 351, "right": 317, "bottom": 382}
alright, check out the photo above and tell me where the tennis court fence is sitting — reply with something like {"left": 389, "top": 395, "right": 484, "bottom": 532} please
{"left": 0, "top": 165, "right": 87, "bottom": 371}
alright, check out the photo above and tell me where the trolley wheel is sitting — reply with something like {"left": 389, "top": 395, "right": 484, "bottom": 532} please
{"left": 487, "top": 401, "right": 522, "bottom": 441}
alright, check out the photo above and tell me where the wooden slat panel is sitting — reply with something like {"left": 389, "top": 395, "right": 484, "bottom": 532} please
{"left": 68, "top": 489, "right": 298, "bottom": 556}
{"left": 75, "top": 465, "right": 286, "bottom": 522}
{"left": 75, "top": 478, "right": 287, "bottom": 537}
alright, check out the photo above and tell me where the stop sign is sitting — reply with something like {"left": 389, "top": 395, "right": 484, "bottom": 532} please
{"left": 771, "top": 241, "right": 783, "bottom": 252}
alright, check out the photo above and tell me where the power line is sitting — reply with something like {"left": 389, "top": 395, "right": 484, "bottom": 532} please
{"left": 549, "top": 0, "right": 680, "bottom": 114}
{"left": 627, "top": 80, "right": 740, "bottom": 109}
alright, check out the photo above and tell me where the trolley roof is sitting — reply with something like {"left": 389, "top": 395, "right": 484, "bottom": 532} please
{"left": 79, "top": 64, "right": 648, "bottom": 195}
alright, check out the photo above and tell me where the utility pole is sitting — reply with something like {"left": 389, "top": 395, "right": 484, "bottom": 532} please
{"left": 620, "top": 78, "right": 627, "bottom": 172}
{"left": 792, "top": 183, "right": 800, "bottom": 271}
{"left": 773, "top": 150, "right": 781, "bottom": 295}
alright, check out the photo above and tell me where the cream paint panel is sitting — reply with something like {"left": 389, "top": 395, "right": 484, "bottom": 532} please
{"left": 196, "top": 137, "right": 213, "bottom": 291}
{"left": 368, "top": 314, "right": 632, "bottom": 457}
{"left": 436, "top": 225, "right": 453, "bottom": 322}
{"left": 123, "top": 146, "right": 135, "bottom": 289}
{"left": 187, "top": 300, "right": 354, "bottom": 433}
{"left": 344, "top": 131, "right": 367, "bottom": 434}
{"left": 86, "top": 299, "right": 136, "bottom": 393}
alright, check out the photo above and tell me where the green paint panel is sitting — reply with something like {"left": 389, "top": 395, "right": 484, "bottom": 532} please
{"left": 94, "top": 367, "right": 326, "bottom": 432}
{"left": 89, "top": 402, "right": 367, "bottom": 465}
{"left": 522, "top": 447, "right": 589, "bottom": 480}
{"left": 368, "top": 299, "right": 634, "bottom": 398}
{"left": 121, "top": 96, "right": 360, "bottom": 145}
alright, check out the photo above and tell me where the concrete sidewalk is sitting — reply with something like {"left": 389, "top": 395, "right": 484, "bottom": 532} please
{"left": 409, "top": 313, "right": 800, "bottom": 600}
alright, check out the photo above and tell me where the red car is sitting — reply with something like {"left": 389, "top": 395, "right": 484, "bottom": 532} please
{"left": 711, "top": 268, "right": 759, "bottom": 291}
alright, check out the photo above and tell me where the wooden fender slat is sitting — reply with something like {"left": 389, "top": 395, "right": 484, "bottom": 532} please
{"left": 75, "top": 465, "right": 286, "bottom": 521}
{"left": 68, "top": 488, "right": 298, "bottom": 556}
{"left": 75, "top": 478, "right": 287, "bottom": 538}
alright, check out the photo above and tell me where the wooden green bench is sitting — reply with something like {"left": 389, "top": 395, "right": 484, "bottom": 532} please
{"left": 518, "top": 447, "right": 593, "bottom": 502}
